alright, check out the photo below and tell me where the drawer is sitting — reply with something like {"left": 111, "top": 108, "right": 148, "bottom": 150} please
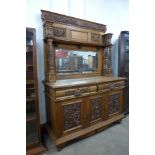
{"left": 98, "top": 81, "right": 125, "bottom": 92}
{"left": 56, "top": 86, "right": 97, "bottom": 98}
{"left": 110, "top": 81, "right": 125, "bottom": 89}
{"left": 98, "top": 83, "right": 110, "bottom": 91}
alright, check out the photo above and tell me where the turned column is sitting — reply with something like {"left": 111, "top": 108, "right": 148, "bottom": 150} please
{"left": 102, "top": 33, "right": 113, "bottom": 76}
{"left": 46, "top": 39, "right": 56, "bottom": 81}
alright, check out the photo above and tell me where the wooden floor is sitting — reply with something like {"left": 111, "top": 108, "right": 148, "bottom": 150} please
{"left": 41, "top": 115, "right": 129, "bottom": 155}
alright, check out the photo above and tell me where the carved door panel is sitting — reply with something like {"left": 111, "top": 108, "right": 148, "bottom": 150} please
{"left": 108, "top": 90, "right": 123, "bottom": 118}
{"left": 59, "top": 99, "right": 84, "bottom": 136}
{"left": 88, "top": 94, "right": 106, "bottom": 126}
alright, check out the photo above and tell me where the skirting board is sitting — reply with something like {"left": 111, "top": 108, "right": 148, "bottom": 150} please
{"left": 46, "top": 114, "right": 125, "bottom": 147}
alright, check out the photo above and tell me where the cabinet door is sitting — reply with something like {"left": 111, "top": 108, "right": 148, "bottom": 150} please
{"left": 108, "top": 90, "right": 123, "bottom": 118}
{"left": 88, "top": 94, "right": 107, "bottom": 125}
{"left": 59, "top": 99, "right": 84, "bottom": 136}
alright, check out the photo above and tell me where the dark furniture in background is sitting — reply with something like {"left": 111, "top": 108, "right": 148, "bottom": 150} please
{"left": 118, "top": 31, "right": 129, "bottom": 115}
{"left": 26, "top": 28, "right": 46, "bottom": 155}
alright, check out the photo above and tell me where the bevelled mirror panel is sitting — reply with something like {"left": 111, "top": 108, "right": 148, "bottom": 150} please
{"left": 55, "top": 48, "right": 98, "bottom": 74}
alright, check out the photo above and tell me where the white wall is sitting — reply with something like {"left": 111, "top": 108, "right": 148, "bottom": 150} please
{"left": 84, "top": 0, "right": 129, "bottom": 76}
{"left": 26, "top": 0, "right": 128, "bottom": 124}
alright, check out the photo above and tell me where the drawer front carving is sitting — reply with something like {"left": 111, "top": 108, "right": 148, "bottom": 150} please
{"left": 108, "top": 93, "right": 120, "bottom": 115}
{"left": 56, "top": 88, "right": 75, "bottom": 98}
{"left": 90, "top": 97, "right": 102, "bottom": 121}
{"left": 98, "top": 81, "right": 125, "bottom": 92}
{"left": 98, "top": 83, "right": 110, "bottom": 91}
{"left": 56, "top": 86, "right": 97, "bottom": 98}
{"left": 110, "top": 81, "right": 125, "bottom": 89}
{"left": 70, "top": 30, "right": 88, "bottom": 41}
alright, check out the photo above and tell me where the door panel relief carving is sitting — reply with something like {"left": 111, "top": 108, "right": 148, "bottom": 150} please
{"left": 64, "top": 102, "right": 81, "bottom": 130}
{"left": 109, "top": 93, "right": 120, "bottom": 115}
{"left": 90, "top": 97, "right": 102, "bottom": 121}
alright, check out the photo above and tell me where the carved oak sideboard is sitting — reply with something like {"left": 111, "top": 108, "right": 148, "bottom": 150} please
{"left": 41, "top": 10, "right": 126, "bottom": 148}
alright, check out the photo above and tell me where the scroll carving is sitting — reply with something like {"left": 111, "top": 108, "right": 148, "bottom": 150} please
{"left": 64, "top": 102, "right": 81, "bottom": 130}
{"left": 91, "top": 97, "right": 102, "bottom": 121}
{"left": 65, "top": 87, "right": 90, "bottom": 96}
{"left": 109, "top": 94, "right": 119, "bottom": 115}
{"left": 91, "top": 33, "right": 100, "bottom": 42}
{"left": 53, "top": 27, "right": 66, "bottom": 37}
{"left": 45, "top": 27, "right": 66, "bottom": 38}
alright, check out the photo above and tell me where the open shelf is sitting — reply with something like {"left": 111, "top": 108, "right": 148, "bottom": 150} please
{"left": 26, "top": 112, "right": 37, "bottom": 122}
{"left": 26, "top": 121, "right": 39, "bottom": 145}
{"left": 26, "top": 87, "right": 35, "bottom": 90}
{"left": 26, "top": 27, "right": 46, "bottom": 153}
{"left": 26, "top": 50, "right": 33, "bottom": 53}
{"left": 27, "top": 64, "right": 33, "bottom": 67}
{"left": 26, "top": 97, "right": 35, "bottom": 102}
{"left": 26, "top": 80, "right": 34, "bottom": 84}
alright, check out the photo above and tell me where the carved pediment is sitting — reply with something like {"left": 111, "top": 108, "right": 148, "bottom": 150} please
{"left": 41, "top": 10, "right": 107, "bottom": 32}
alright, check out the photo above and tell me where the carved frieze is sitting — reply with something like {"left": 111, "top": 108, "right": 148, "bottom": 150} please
{"left": 91, "top": 97, "right": 102, "bottom": 121}
{"left": 45, "top": 27, "right": 66, "bottom": 38}
{"left": 64, "top": 102, "right": 81, "bottom": 130}
{"left": 91, "top": 33, "right": 100, "bottom": 42}
{"left": 41, "top": 10, "right": 107, "bottom": 32}
{"left": 53, "top": 27, "right": 66, "bottom": 37}
{"left": 109, "top": 94, "right": 119, "bottom": 115}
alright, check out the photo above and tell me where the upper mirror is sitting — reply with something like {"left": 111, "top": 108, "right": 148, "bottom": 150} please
{"left": 55, "top": 48, "right": 98, "bottom": 74}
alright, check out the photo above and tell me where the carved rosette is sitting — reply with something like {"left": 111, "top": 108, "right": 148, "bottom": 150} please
{"left": 64, "top": 102, "right": 81, "bottom": 130}
{"left": 91, "top": 97, "right": 102, "bottom": 121}
{"left": 109, "top": 94, "right": 119, "bottom": 115}
{"left": 91, "top": 33, "right": 100, "bottom": 42}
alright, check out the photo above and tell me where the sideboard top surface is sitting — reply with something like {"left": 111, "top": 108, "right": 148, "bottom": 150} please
{"left": 45, "top": 76, "right": 126, "bottom": 89}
